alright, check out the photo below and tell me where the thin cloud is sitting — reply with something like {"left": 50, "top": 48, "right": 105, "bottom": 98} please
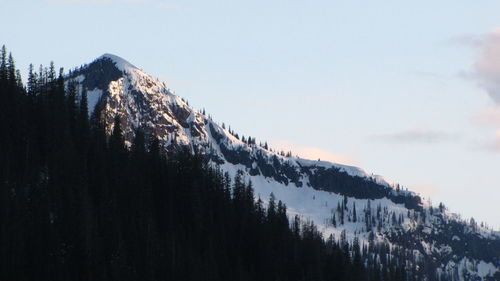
{"left": 458, "top": 29, "right": 500, "bottom": 152}
{"left": 461, "top": 29, "right": 500, "bottom": 104}
{"left": 268, "top": 139, "right": 358, "bottom": 166}
{"left": 483, "top": 130, "right": 500, "bottom": 152}
{"left": 448, "top": 34, "right": 483, "bottom": 48}
{"left": 370, "top": 128, "right": 457, "bottom": 144}
{"left": 472, "top": 106, "right": 500, "bottom": 127}
{"left": 470, "top": 108, "right": 500, "bottom": 152}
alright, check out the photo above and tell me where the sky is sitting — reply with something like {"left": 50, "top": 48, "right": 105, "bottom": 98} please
{"left": 2, "top": 0, "right": 500, "bottom": 228}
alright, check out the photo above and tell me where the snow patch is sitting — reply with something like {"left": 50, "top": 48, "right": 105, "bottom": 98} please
{"left": 87, "top": 88, "right": 103, "bottom": 116}
{"left": 477, "top": 261, "right": 496, "bottom": 278}
{"left": 98, "top": 53, "right": 137, "bottom": 72}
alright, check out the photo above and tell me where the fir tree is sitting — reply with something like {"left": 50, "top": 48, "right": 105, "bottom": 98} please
{"left": 353, "top": 202, "right": 357, "bottom": 223}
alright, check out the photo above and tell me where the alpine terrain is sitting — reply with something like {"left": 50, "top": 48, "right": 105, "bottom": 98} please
{"left": 63, "top": 54, "right": 499, "bottom": 281}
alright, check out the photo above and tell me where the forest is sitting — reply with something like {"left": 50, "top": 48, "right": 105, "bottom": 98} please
{"left": 0, "top": 46, "right": 427, "bottom": 281}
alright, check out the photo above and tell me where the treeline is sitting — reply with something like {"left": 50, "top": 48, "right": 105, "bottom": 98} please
{"left": 0, "top": 47, "right": 412, "bottom": 281}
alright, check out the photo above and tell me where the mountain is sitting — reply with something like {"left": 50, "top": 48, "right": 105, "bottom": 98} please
{"left": 68, "top": 54, "right": 500, "bottom": 281}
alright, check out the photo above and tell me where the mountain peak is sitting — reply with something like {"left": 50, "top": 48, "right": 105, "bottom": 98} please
{"left": 63, "top": 54, "right": 500, "bottom": 279}
{"left": 97, "top": 53, "right": 137, "bottom": 72}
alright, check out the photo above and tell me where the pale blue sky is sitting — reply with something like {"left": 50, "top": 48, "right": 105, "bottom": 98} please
{"left": 3, "top": 0, "right": 500, "bottom": 228}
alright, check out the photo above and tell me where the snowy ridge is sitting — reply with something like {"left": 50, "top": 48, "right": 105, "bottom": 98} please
{"left": 294, "top": 158, "right": 391, "bottom": 187}
{"left": 98, "top": 53, "right": 138, "bottom": 72}
{"left": 67, "top": 54, "right": 500, "bottom": 281}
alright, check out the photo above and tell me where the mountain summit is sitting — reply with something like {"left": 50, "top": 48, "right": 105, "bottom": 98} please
{"left": 67, "top": 55, "right": 499, "bottom": 280}
{"left": 98, "top": 53, "right": 137, "bottom": 71}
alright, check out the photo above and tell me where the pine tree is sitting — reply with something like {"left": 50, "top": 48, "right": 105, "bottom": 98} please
{"left": 15, "top": 69, "right": 22, "bottom": 89}
{"left": 48, "top": 61, "right": 56, "bottom": 82}
{"left": 339, "top": 202, "right": 345, "bottom": 225}
{"left": 0, "top": 45, "right": 6, "bottom": 81}
{"left": 27, "top": 64, "right": 37, "bottom": 95}
{"left": 267, "top": 192, "right": 276, "bottom": 220}
{"left": 132, "top": 129, "right": 146, "bottom": 155}
{"left": 7, "top": 53, "right": 16, "bottom": 83}
{"left": 78, "top": 89, "right": 90, "bottom": 144}
{"left": 353, "top": 202, "right": 357, "bottom": 223}
{"left": 110, "top": 116, "right": 125, "bottom": 154}
{"left": 66, "top": 81, "right": 78, "bottom": 139}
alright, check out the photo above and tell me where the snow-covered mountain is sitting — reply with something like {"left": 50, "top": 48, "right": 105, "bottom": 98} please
{"left": 68, "top": 54, "right": 500, "bottom": 281}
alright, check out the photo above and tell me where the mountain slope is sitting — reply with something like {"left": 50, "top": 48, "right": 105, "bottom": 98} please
{"left": 68, "top": 54, "right": 500, "bottom": 281}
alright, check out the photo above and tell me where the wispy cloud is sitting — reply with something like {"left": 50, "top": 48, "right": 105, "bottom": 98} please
{"left": 369, "top": 128, "right": 457, "bottom": 144}
{"left": 268, "top": 139, "right": 358, "bottom": 166}
{"left": 456, "top": 29, "right": 500, "bottom": 152}
{"left": 482, "top": 130, "right": 500, "bottom": 152}
{"left": 460, "top": 29, "right": 500, "bottom": 104}
{"left": 448, "top": 34, "right": 483, "bottom": 48}
{"left": 472, "top": 105, "right": 500, "bottom": 127}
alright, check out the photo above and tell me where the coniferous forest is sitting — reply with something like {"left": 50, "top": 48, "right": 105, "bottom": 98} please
{"left": 1, "top": 47, "right": 414, "bottom": 281}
